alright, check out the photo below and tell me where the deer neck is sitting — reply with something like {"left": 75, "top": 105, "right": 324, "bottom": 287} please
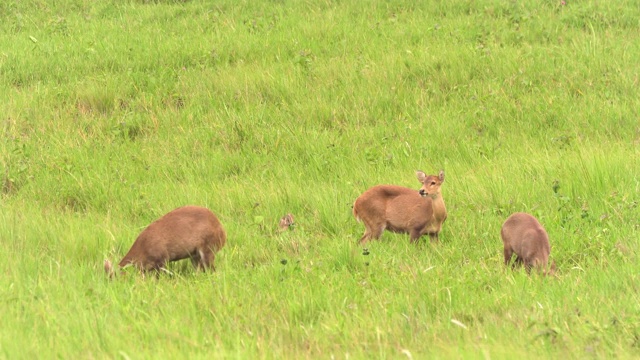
{"left": 430, "top": 193, "right": 447, "bottom": 219}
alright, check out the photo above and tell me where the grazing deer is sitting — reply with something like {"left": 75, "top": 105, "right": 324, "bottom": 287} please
{"left": 501, "top": 212, "right": 556, "bottom": 275}
{"left": 353, "top": 170, "right": 446, "bottom": 244}
{"left": 104, "top": 205, "right": 226, "bottom": 277}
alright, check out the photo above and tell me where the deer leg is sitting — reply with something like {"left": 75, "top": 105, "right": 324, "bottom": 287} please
{"left": 503, "top": 247, "right": 513, "bottom": 267}
{"left": 524, "top": 262, "right": 533, "bottom": 275}
{"left": 409, "top": 226, "right": 425, "bottom": 244}
{"left": 359, "top": 223, "right": 384, "bottom": 245}
{"left": 371, "top": 224, "right": 384, "bottom": 240}
{"left": 145, "top": 259, "right": 166, "bottom": 279}
{"left": 512, "top": 256, "right": 524, "bottom": 270}
{"left": 199, "top": 248, "right": 217, "bottom": 272}
{"left": 358, "top": 231, "right": 372, "bottom": 245}
{"left": 190, "top": 252, "right": 202, "bottom": 271}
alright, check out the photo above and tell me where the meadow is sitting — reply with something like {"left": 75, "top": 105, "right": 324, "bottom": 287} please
{"left": 1, "top": 0, "right": 639, "bottom": 358}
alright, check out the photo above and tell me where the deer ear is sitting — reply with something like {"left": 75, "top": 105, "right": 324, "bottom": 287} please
{"left": 416, "top": 171, "right": 426, "bottom": 182}
{"left": 438, "top": 170, "right": 445, "bottom": 182}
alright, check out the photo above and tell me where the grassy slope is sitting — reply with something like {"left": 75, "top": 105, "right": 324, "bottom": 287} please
{"left": 1, "top": 0, "right": 639, "bottom": 358}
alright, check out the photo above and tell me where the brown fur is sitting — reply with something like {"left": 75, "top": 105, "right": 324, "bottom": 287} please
{"left": 105, "top": 206, "right": 226, "bottom": 277}
{"left": 353, "top": 170, "right": 447, "bottom": 244}
{"left": 501, "top": 212, "right": 555, "bottom": 275}
{"left": 278, "top": 213, "right": 295, "bottom": 231}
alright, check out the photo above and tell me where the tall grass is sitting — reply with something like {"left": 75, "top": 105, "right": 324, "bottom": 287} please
{"left": 1, "top": 0, "right": 639, "bottom": 358}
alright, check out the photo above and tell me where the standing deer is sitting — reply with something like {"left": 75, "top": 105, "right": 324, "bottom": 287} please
{"left": 501, "top": 212, "right": 555, "bottom": 275}
{"left": 104, "top": 205, "right": 226, "bottom": 277}
{"left": 353, "top": 170, "right": 447, "bottom": 244}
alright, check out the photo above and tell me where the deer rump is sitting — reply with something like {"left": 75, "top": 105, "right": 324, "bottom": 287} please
{"left": 501, "top": 212, "right": 551, "bottom": 273}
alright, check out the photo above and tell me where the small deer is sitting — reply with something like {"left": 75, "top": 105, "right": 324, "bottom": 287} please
{"left": 104, "top": 205, "right": 226, "bottom": 277}
{"left": 353, "top": 170, "right": 447, "bottom": 244}
{"left": 501, "top": 212, "right": 556, "bottom": 275}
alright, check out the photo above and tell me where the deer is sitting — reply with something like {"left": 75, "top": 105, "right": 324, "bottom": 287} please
{"left": 104, "top": 205, "right": 226, "bottom": 277}
{"left": 500, "top": 212, "right": 556, "bottom": 275}
{"left": 352, "top": 170, "right": 446, "bottom": 244}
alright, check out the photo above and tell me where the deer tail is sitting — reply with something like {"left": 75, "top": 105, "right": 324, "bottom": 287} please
{"left": 352, "top": 202, "right": 361, "bottom": 222}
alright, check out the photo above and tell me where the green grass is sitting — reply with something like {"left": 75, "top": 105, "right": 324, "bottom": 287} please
{"left": 1, "top": 0, "right": 640, "bottom": 358}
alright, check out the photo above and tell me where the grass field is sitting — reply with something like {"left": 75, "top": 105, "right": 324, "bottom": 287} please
{"left": 1, "top": 0, "right": 640, "bottom": 358}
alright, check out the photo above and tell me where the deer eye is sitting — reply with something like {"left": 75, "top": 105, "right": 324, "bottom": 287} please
{"left": 431, "top": 181, "right": 436, "bottom": 185}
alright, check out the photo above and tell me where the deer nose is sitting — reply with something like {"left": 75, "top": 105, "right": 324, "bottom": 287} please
{"left": 419, "top": 189, "right": 426, "bottom": 196}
